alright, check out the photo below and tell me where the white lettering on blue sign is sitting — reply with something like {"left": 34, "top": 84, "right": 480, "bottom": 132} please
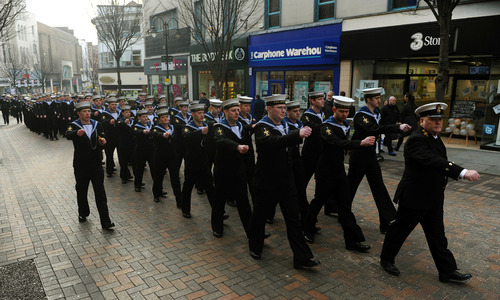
{"left": 251, "top": 46, "right": 322, "bottom": 61}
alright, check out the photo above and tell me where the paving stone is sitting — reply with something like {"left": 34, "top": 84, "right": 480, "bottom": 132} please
{"left": 1, "top": 120, "right": 499, "bottom": 298}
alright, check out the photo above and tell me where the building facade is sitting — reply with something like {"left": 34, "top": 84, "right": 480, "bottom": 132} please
{"left": 37, "top": 23, "right": 83, "bottom": 93}
{"left": 94, "top": 1, "right": 147, "bottom": 97}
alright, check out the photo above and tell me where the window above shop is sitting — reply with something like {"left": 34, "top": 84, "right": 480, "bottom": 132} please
{"left": 151, "top": 9, "right": 178, "bottom": 32}
{"left": 389, "top": 0, "right": 417, "bottom": 11}
{"left": 266, "top": 0, "right": 281, "bottom": 29}
{"left": 315, "top": 0, "right": 335, "bottom": 21}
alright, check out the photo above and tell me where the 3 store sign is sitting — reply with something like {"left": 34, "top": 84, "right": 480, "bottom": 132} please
{"left": 410, "top": 32, "right": 440, "bottom": 51}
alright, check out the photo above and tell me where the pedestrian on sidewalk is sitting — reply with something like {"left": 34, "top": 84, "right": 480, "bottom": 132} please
{"left": 395, "top": 93, "right": 418, "bottom": 151}
{"left": 380, "top": 96, "right": 400, "bottom": 156}
{"left": 66, "top": 101, "right": 115, "bottom": 230}
{"left": 380, "top": 102, "right": 480, "bottom": 283}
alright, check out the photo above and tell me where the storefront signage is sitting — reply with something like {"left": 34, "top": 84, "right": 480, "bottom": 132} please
{"left": 451, "top": 100, "right": 476, "bottom": 119}
{"left": 249, "top": 40, "right": 339, "bottom": 67}
{"left": 190, "top": 47, "right": 246, "bottom": 64}
{"left": 144, "top": 57, "right": 188, "bottom": 75}
{"left": 483, "top": 125, "right": 495, "bottom": 135}
{"left": 0, "top": 78, "right": 10, "bottom": 86}
{"left": 249, "top": 23, "right": 341, "bottom": 68}
{"left": 410, "top": 32, "right": 440, "bottom": 51}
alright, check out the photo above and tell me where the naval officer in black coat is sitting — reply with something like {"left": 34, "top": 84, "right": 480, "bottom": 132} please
{"left": 380, "top": 102, "right": 480, "bottom": 283}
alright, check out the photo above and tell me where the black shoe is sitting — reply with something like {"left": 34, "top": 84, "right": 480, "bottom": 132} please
{"left": 78, "top": 216, "right": 86, "bottom": 223}
{"left": 264, "top": 232, "right": 271, "bottom": 239}
{"left": 439, "top": 270, "right": 472, "bottom": 283}
{"left": 293, "top": 259, "right": 320, "bottom": 269}
{"left": 182, "top": 212, "right": 192, "bottom": 219}
{"left": 389, "top": 152, "right": 396, "bottom": 156}
{"left": 113, "top": 168, "right": 117, "bottom": 172}
{"left": 227, "top": 200, "right": 236, "bottom": 207}
{"left": 134, "top": 187, "right": 141, "bottom": 192}
{"left": 304, "top": 234, "right": 314, "bottom": 244}
{"left": 160, "top": 195, "right": 167, "bottom": 198}
{"left": 106, "top": 173, "right": 112, "bottom": 177}
{"left": 154, "top": 197, "right": 160, "bottom": 203}
{"left": 223, "top": 214, "right": 230, "bottom": 220}
{"left": 377, "top": 155, "right": 385, "bottom": 162}
{"left": 380, "top": 149, "right": 385, "bottom": 153}
{"left": 121, "top": 180, "right": 127, "bottom": 184}
{"left": 325, "top": 212, "right": 338, "bottom": 217}
{"left": 250, "top": 251, "right": 261, "bottom": 260}
{"left": 197, "top": 189, "right": 204, "bottom": 195}
{"left": 50, "top": 137, "right": 54, "bottom": 141}
{"left": 213, "top": 231, "right": 222, "bottom": 238}
{"left": 141, "top": 183, "right": 145, "bottom": 186}
{"left": 102, "top": 222, "right": 115, "bottom": 230}
{"left": 161, "top": 190, "right": 168, "bottom": 196}
{"left": 314, "top": 226, "right": 321, "bottom": 233}
{"left": 266, "top": 218, "right": 273, "bottom": 224}
{"left": 394, "top": 147, "right": 400, "bottom": 152}
{"left": 54, "top": 136, "right": 59, "bottom": 140}
{"left": 346, "top": 242, "right": 371, "bottom": 253}
{"left": 380, "top": 259, "right": 400, "bottom": 276}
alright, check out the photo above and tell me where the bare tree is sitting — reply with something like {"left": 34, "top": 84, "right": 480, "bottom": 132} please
{"left": 0, "top": 45, "right": 26, "bottom": 91}
{"left": 30, "top": 52, "right": 52, "bottom": 93}
{"left": 178, "top": 0, "right": 261, "bottom": 99}
{"left": 0, "top": 0, "right": 26, "bottom": 39}
{"left": 85, "top": 45, "right": 100, "bottom": 93}
{"left": 92, "top": 0, "right": 143, "bottom": 95}
{"left": 420, "top": 0, "right": 461, "bottom": 102}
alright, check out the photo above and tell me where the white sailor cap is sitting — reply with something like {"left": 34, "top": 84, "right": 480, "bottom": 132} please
{"left": 333, "top": 96, "right": 355, "bottom": 109}
{"left": 210, "top": 99, "right": 222, "bottom": 107}
{"left": 263, "top": 94, "right": 287, "bottom": 106}
{"left": 415, "top": 102, "right": 448, "bottom": 118}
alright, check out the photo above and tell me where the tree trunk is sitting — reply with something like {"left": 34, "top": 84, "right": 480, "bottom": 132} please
{"left": 435, "top": 12, "right": 451, "bottom": 102}
{"left": 115, "top": 56, "right": 122, "bottom": 95}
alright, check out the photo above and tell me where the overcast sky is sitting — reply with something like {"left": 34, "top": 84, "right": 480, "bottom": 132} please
{"left": 26, "top": 0, "right": 98, "bottom": 44}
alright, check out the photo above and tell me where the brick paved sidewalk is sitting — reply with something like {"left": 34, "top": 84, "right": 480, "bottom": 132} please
{"left": 1, "top": 121, "right": 499, "bottom": 299}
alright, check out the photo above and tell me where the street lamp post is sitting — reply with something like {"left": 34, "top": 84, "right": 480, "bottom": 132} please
{"left": 150, "top": 16, "right": 178, "bottom": 107}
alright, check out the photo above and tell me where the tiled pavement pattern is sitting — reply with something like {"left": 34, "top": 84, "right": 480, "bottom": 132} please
{"left": 1, "top": 120, "right": 499, "bottom": 299}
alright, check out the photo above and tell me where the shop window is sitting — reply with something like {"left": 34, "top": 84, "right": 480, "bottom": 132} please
{"left": 315, "top": 0, "right": 335, "bottom": 21}
{"left": 132, "top": 50, "right": 141, "bottom": 66}
{"left": 198, "top": 69, "right": 246, "bottom": 100}
{"left": 266, "top": 0, "right": 280, "bottom": 29}
{"left": 151, "top": 9, "right": 178, "bottom": 32}
{"left": 376, "top": 61, "right": 407, "bottom": 75}
{"left": 389, "top": 0, "right": 417, "bottom": 11}
{"left": 256, "top": 72, "right": 269, "bottom": 97}
{"left": 285, "top": 70, "right": 333, "bottom": 108}
{"left": 193, "top": 1, "right": 204, "bottom": 41}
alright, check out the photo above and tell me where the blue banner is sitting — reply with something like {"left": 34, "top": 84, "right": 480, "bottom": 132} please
{"left": 249, "top": 23, "right": 341, "bottom": 68}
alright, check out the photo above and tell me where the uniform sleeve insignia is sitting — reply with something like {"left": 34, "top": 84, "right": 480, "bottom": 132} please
{"left": 217, "top": 127, "right": 223, "bottom": 135}
{"left": 153, "top": 129, "right": 156, "bottom": 132}
{"left": 305, "top": 116, "right": 309, "bottom": 122}
{"left": 263, "top": 128, "right": 270, "bottom": 136}
{"left": 184, "top": 128, "right": 189, "bottom": 132}
{"left": 67, "top": 125, "right": 73, "bottom": 131}
{"left": 363, "top": 116, "right": 369, "bottom": 124}
{"left": 102, "top": 116, "right": 106, "bottom": 120}
{"left": 175, "top": 119, "right": 179, "bottom": 123}
{"left": 134, "top": 127, "right": 137, "bottom": 131}
{"left": 325, "top": 127, "right": 332, "bottom": 135}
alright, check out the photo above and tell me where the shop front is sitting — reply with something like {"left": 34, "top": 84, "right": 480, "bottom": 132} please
{"left": 248, "top": 21, "right": 341, "bottom": 109}
{"left": 190, "top": 39, "right": 248, "bottom": 100}
{"left": 340, "top": 15, "right": 500, "bottom": 150}
{"left": 144, "top": 56, "right": 188, "bottom": 105}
